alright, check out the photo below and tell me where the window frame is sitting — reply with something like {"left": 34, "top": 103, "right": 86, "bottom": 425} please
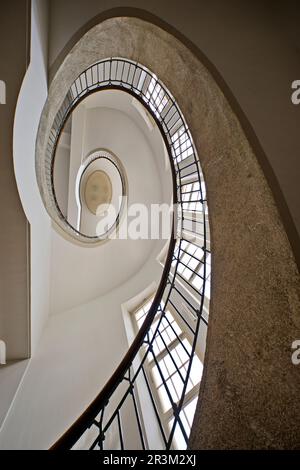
{"left": 131, "top": 295, "right": 203, "bottom": 449}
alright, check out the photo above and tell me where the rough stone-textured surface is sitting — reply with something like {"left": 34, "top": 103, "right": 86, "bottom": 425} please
{"left": 36, "top": 17, "right": 300, "bottom": 448}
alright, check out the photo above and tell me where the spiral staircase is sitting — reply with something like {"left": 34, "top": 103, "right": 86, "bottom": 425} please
{"left": 41, "top": 58, "right": 211, "bottom": 450}
{"left": 1, "top": 2, "right": 300, "bottom": 452}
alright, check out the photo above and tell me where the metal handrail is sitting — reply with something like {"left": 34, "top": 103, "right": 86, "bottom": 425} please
{"left": 51, "top": 221, "right": 176, "bottom": 450}
{"left": 46, "top": 58, "right": 210, "bottom": 450}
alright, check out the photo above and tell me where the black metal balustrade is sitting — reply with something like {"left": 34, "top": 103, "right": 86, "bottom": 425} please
{"left": 47, "top": 58, "right": 210, "bottom": 450}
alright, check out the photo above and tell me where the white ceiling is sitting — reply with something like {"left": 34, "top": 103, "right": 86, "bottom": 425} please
{"left": 50, "top": 90, "right": 172, "bottom": 315}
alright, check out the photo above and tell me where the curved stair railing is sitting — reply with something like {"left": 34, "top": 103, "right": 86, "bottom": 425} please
{"left": 47, "top": 58, "right": 210, "bottom": 450}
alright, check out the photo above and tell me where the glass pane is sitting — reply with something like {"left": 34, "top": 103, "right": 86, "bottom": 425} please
{"left": 184, "top": 396, "right": 198, "bottom": 428}
{"left": 168, "top": 419, "right": 187, "bottom": 450}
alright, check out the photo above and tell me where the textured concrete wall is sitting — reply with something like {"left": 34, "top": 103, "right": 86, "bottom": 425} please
{"left": 36, "top": 17, "right": 300, "bottom": 449}
{"left": 46, "top": 1, "right": 300, "bottom": 269}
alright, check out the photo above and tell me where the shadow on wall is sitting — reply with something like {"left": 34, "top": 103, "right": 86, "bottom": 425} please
{"left": 0, "top": 341, "right": 6, "bottom": 365}
{"left": 0, "top": 80, "right": 6, "bottom": 104}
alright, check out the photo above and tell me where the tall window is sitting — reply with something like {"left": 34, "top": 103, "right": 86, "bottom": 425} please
{"left": 132, "top": 296, "right": 203, "bottom": 449}
{"left": 171, "top": 126, "right": 194, "bottom": 163}
{"left": 181, "top": 181, "right": 204, "bottom": 212}
{"left": 146, "top": 77, "right": 169, "bottom": 117}
{"left": 176, "top": 239, "right": 211, "bottom": 301}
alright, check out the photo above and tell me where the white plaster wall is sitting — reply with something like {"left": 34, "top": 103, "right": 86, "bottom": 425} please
{"left": 0, "top": 255, "right": 163, "bottom": 450}
{"left": 0, "top": 360, "right": 29, "bottom": 430}
{"left": 3, "top": 12, "right": 174, "bottom": 448}
{"left": 3, "top": 110, "right": 170, "bottom": 447}
{"left": 0, "top": 87, "right": 172, "bottom": 449}
{"left": 82, "top": 90, "right": 172, "bottom": 205}
{"left": 13, "top": 0, "right": 51, "bottom": 354}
